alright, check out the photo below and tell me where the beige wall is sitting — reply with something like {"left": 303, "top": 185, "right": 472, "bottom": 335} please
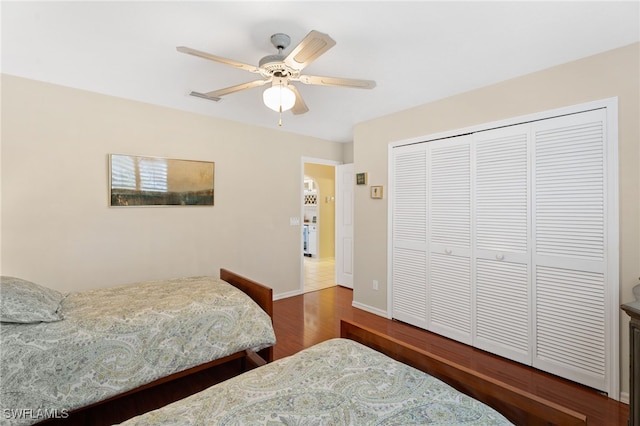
{"left": 0, "top": 74, "right": 344, "bottom": 296}
{"left": 342, "top": 142, "right": 354, "bottom": 164}
{"left": 352, "top": 42, "right": 640, "bottom": 396}
{"left": 304, "top": 163, "right": 335, "bottom": 259}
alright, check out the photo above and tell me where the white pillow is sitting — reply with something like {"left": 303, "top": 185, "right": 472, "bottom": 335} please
{"left": 0, "top": 276, "right": 65, "bottom": 323}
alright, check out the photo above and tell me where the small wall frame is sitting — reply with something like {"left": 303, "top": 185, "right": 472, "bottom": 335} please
{"left": 356, "top": 172, "right": 368, "bottom": 185}
{"left": 370, "top": 186, "right": 383, "bottom": 199}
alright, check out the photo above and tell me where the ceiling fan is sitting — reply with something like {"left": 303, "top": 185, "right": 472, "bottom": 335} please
{"left": 177, "top": 30, "right": 376, "bottom": 119}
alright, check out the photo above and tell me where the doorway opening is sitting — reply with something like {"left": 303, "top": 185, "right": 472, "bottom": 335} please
{"left": 302, "top": 161, "right": 337, "bottom": 293}
{"left": 303, "top": 257, "right": 336, "bottom": 292}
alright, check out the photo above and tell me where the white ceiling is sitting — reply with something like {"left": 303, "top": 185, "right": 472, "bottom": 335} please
{"left": 2, "top": 1, "right": 639, "bottom": 143}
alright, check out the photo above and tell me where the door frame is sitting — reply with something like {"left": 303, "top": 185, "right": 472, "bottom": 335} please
{"left": 300, "top": 157, "right": 342, "bottom": 293}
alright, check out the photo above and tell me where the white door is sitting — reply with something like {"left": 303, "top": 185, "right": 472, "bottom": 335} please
{"left": 391, "top": 144, "right": 428, "bottom": 329}
{"left": 335, "top": 164, "right": 354, "bottom": 288}
{"left": 427, "top": 136, "right": 473, "bottom": 344}
{"left": 473, "top": 124, "right": 531, "bottom": 364}
{"left": 531, "top": 109, "right": 609, "bottom": 392}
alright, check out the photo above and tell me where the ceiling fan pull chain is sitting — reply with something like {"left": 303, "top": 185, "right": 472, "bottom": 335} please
{"left": 278, "top": 83, "right": 284, "bottom": 126}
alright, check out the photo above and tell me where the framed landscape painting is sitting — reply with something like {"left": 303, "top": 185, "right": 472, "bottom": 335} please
{"left": 109, "top": 154, "right": 214, "bottom": 206}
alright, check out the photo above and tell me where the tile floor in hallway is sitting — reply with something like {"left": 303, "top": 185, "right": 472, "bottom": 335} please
{"left": 303, "top": 257, "right": 336, "bottom": 292}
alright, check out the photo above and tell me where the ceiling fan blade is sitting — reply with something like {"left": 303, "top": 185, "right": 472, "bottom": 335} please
{"left": 189, "top": 91, "right": 222, "bottom": 102}
{"left": 289, "top": 85, "right": 309, "bottom": 115}
{"left": 190, "top": 79, "right": 270, "bottom": 101}
{"left": 297, "top": 74, "right": 376, "bottom": 89}
{"left": 283, "top": 30, "right": 336, "bottom": 71}
{"left": 177, "top": 46, "right": 260, "bottom": 73}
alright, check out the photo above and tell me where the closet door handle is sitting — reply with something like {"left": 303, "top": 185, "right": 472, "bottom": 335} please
{"left": 444, "top": 248, "right": 452, "bottom": 255}
{"left": 496, "top": 254, "right": 505, "bottom": 261}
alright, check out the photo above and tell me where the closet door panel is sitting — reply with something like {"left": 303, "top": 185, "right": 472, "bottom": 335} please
{"left": 429, "top": 252, "right": 471, "bottom": 343}
{"left": 393, "top": 146, "right": 428, "bottom": 247}
{"left": 473, "top": 125, "right": 531, "bottom": 363}
{"left": 392, "top": 248, "right": 427, "bottom": 327}
{"left": 535, "top": 266, "right": 606, "bottom": 390}
{"left": 429, "top": 139, "right": 471, "bottom": 251}
{"left": 428, "top": 137, "right": 472, "bottom": 343}
{"left": 532, "top": 109, "right": 607, "bottom": 392}
{"left": 476, "top": 259, "right": 529, "bottom": 363}
{"left": 391, "top": 144, "right": 428, "bottom": 328}
{"left": 533, "top": 111, "right": 605, "bottom": 261}
{"left": 474, "top": 126, "right": 529, "bottom": 257}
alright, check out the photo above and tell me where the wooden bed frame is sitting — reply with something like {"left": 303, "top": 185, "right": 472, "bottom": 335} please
{"left": 340, "top": 319, "right": 587, "bottom": 426}
{"left": 42, "top": 269, "right": 274, "bottom": 424}
{"left": 220, "top": 268, "right": 274, "bottom": 364}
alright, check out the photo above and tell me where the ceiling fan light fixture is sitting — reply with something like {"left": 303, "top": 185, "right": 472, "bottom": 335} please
{"left": 263, "top": 84, "right": 296, "bottom": 112}
{"left": 178, "top": 30, "right": 375, "bottom": 119}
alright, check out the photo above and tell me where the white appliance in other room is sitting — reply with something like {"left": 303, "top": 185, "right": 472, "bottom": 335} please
{"left": 303, "top": 224, "right": 317, "bottom": 257}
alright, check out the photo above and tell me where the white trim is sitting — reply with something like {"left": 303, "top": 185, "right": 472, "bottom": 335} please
{"left": 386, "top": 144, "right": 395, "bottom": 320}
{"left": 352, "top": 300, "right": 388, "bottom": 318}
{"left": 389, "top": 98, "right": 619, "bottom": 149}
{"left": 604, "top": 99, "right": 620, "bottom": 401}
{"left": 387, "top": 97, "right": 620, "bottom": 400}
{"left": 274, "top": 289, "right": 303, "bottom": 301}
{"left": 620, "top": 391, "right": 630, "bottom": 405}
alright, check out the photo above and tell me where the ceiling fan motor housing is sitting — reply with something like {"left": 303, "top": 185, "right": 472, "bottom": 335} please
{"left": 258, "top": 54, "right": 295, "bottom": 78}
{"left": 259, "top": 33, "right": 297, "bottom": 78}
{"left": 270, "top": 33, "right": 291, "bottom": 51}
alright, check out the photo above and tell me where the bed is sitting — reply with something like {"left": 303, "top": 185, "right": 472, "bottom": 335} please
{"left": 117, "top": 320, "right": 587, "bottom": 426}
{"left": 0, "top": 269, "right": 276, "bottom": 426}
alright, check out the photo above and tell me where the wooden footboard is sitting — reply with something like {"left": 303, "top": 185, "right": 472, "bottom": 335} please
{"left": 340, "top": 320, "right": 587, "bottom": 426}
{"left": 220, "top": 268, "right": 274, "bottom": 363}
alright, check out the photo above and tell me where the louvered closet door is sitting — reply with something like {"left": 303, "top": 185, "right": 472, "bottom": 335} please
{"left": 391, "top": 143, "right": 428, "bottom": 329}
{"left": 532, "top": 109, "right": 608, "bottom": 392}
{"left": 428, "top": 136, "right": 472, "bottom": 344}
{"left": 473, "top": 125, "right": 531, "bottom": 364}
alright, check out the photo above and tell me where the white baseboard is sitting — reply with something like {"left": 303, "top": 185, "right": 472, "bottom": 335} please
{"left": 273, "top": 289, "right": 302, "bottom": 301}
{"left": 352, "top": 300, "right": 388, "bottom": 318}
{"left": 619, "top": 391, "right": 629, "bottom": 405}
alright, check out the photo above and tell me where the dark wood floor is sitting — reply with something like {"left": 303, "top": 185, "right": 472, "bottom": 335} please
{"left": 272, "top": 286, "right": 628, "bottom": 426}
{"left": 53, "top": 285, "right": 628, "bottom": 425}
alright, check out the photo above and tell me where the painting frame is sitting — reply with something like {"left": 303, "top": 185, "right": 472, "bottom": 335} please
{"left": 109, "top": 154, "right": 215, "bottom": 207}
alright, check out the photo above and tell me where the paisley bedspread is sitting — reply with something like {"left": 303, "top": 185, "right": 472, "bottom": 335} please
{"left": 118, "top": 338, "right": 512, "bottom": 426}
{"left": 0, "top": 276, "right": 276, "bottom": 426}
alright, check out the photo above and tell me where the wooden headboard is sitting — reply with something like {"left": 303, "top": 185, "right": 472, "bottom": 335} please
{"left": 340, "top": 319, "right": 587, "bottom": 426}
